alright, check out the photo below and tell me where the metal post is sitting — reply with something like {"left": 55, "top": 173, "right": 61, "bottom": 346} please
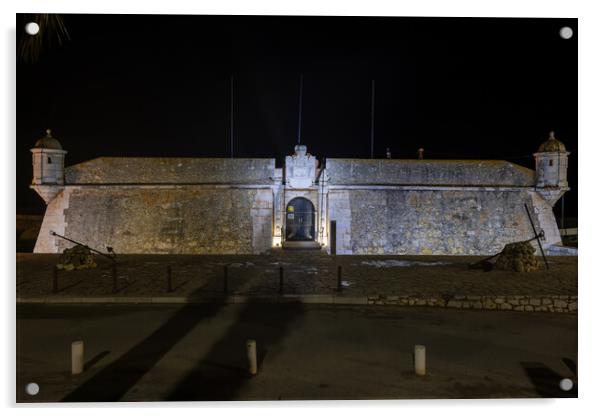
{"left": 370, "top": 79, "right": 375, "bottom": 159}
{"left": 524, "top": 203, "right": 550, "bottom": 270}
{"left": 111, "top": 263, "right": 117, "bottom": 293}
{"left": 330, "top": 220, "right": 337, "bottom": 256}
{"left": 52, "top": 266, "right": 58, "bottom": 293}
{"left": 167, "top": 265, "right": 173, "bottom": 293}
{"left": 337, "top": 265, "right": 342, "bottom": 292}
{"left": 224, "top": 265, "right": 229, "bottom": 294}
{"left": 279, "top": 266, "right": 284, "bottom": 295}
{"left": 318, "top": 158, "right": 326, "bottom": 242}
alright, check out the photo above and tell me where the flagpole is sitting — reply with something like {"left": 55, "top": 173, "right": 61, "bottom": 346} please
{"left": 230, "top": 75, "right": 234, "bottom": 158}
{"left": 370, "top": 79, "right": 375, "bottom": 159}
{"left": 297, "top": 73, "right": 304, "bottom": 145}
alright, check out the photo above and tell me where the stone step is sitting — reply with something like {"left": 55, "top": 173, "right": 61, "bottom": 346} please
{"left": 281, "top": 241, "right": 323, "bottom": 250}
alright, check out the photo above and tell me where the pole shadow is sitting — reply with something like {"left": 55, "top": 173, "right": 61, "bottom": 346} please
{"left": 166, "top": 302, "right": 305, "bottom": 401}
{"left": 562, "top": 357, "right": 577, "bottom": 377}
{"left": 60, "top": 269, "right": 305, "bottom": 402}
{"left": 60, "top": 272, "right": 230, "bottom": 402}
{"left": 114, "top": 279, "right": 137, "bottom": 294}
{"left": 520, "top": 361, "right": 577, "bottom": 398}
{"left": 85, "top": 350, "right": 110, "bottom": 371}
{"left": 57, "top": 280, "right": 84, "bottom": 293}
{"left": 172, "top": 279, "right": 190, "bottom": 292}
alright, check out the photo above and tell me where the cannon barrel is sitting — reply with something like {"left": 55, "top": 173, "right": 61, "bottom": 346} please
{"left": 50, "top": 231, "right": 116, "bottom": 262}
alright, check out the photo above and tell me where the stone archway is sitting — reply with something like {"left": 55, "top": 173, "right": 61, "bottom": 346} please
{"left": 285, "top": 197, "right": 316, "bottom": 241}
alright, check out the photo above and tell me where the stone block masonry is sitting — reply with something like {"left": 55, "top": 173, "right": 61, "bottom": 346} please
{"left": 367, "top": 294, "right": 577, "bottom": 313}
{"left": 35, "top": 186, "right": 273, "bottom": 254}
{"left": 65, "top": 158, "right": 275, "bottom": 184}
{"left": 331, "top": 188, "right": 559, "bottom": 255}
{"left": 34, "top": 188, "right": 72, "bottom": 253}
{"left": 326, "top": 159, "right": 535, "bottom": 187}
{"left": 30, "top": 140, "right": 570, "bottom": 256}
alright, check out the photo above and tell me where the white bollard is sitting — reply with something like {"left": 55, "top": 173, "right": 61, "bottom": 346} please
{"left": 72, "top": 340, "right": 85, "bottom": 375}
{"left": 414, "top": 345, "right": 426, "bottom": 376}
{"left": 246, "top": 340, "right": 257, "bottom": 375}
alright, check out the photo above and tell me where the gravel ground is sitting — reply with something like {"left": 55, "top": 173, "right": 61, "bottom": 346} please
{"left": 16, "top": 251, "right": 577, "bottom": 299}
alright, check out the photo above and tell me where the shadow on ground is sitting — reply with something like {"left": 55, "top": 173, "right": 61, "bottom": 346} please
{"left": 166, "top": 302, "right": 303, "bottom": 401}
{"left": 61, "top": 302, "right": 225, "bottom": 402}
{"left": 60, "top": 274, "right": 305, "bottom": 402}
{"left": 520, "top": 359, "right": 577, "bottom": 398}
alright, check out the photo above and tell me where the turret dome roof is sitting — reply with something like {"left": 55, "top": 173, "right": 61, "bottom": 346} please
{"left": 33, "top": 129, "right": 63, "bottom": 150}
{"left": 537, "top": 131, "right": 566, "bottom": 152}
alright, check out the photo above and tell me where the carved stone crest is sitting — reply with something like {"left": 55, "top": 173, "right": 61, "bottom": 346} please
{"left": 285, "top": 145, "right": 316, "bottom": 188}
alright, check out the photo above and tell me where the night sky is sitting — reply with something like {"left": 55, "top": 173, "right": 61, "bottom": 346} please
{"left": 16, "top": 14, "right": 577, "bottom": 216}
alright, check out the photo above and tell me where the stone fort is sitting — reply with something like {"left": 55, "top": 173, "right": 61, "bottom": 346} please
{"left": 30, "top": 129, "right": 570, "bottom": 255}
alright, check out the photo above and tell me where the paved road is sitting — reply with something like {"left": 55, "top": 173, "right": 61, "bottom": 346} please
{"left": 16, "top": 303, "right": 577, "bottom": 402}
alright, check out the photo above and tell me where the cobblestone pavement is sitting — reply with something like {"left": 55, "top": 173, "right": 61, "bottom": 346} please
{"left": 16, "top": 250, "right": 577, "bottom": 299}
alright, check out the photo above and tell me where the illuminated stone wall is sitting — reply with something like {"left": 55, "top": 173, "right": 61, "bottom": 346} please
{"left": 36, "top": 186, "right": 273, "bottom": 254}
{"left": 32, "top": 153, "right": 566, "bottom": 256}
{"left": 65, "top": 157, "right": 275, "bottom": 184}
{"left": 32, "top": 157, "right": 277, "bottom": 254}
{"left": 326, "top": 159, "right": 535, "bottom": 186}
{"left": 329, "top": 188, "right": 560, "bottom": 255}
{"left": 324, "top": 157, "right": 564, "bottom": 255}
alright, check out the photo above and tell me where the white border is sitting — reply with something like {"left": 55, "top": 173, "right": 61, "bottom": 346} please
{"left": 3, "top": 1, "right": 600, "bottom": 415}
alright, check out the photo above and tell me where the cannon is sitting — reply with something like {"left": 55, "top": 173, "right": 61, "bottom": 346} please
{"left": 50, "top": 231, "right": 116, "bottom": 271}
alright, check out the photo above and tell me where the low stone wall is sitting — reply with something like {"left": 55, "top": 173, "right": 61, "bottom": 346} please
{"left": 367, "top": 294, "right": 577, "bottom": 313}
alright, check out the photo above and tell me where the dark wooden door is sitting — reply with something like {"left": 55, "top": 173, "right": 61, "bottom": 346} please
{"left": 285, "top": 197, "right": 316, "bottom": 241}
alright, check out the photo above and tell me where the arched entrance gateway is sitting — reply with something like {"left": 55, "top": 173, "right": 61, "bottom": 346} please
{"left": 285, "top": 197, "right": 316, "bottom": 241}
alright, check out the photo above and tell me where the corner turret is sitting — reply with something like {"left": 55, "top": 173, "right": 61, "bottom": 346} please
{"left": 534, "top": 131, "right": 570, "bottom": 205}
{"left": 30, "top": 129, "right": 67, "bottom": 204}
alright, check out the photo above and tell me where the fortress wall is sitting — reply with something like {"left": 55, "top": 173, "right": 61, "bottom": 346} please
{"left": 327, "top": 191, "right": 353, "bottom": 254}
{"left": 326, "top": 159, "right": 535, "bottom": 187}
{"left": 65, "top": 158, "right": 276, "bottom": 184}
{"left": 34, "top": 188, "right": 72, "bottom": 253}
{"left": 35, "top": 186, "right": 274, "bottom": 254}
{"left": 531, "top": 191, "right": 562, "bottom": 247}
{"left": 329, "top": 188, "right": 557, "bottom": 255}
